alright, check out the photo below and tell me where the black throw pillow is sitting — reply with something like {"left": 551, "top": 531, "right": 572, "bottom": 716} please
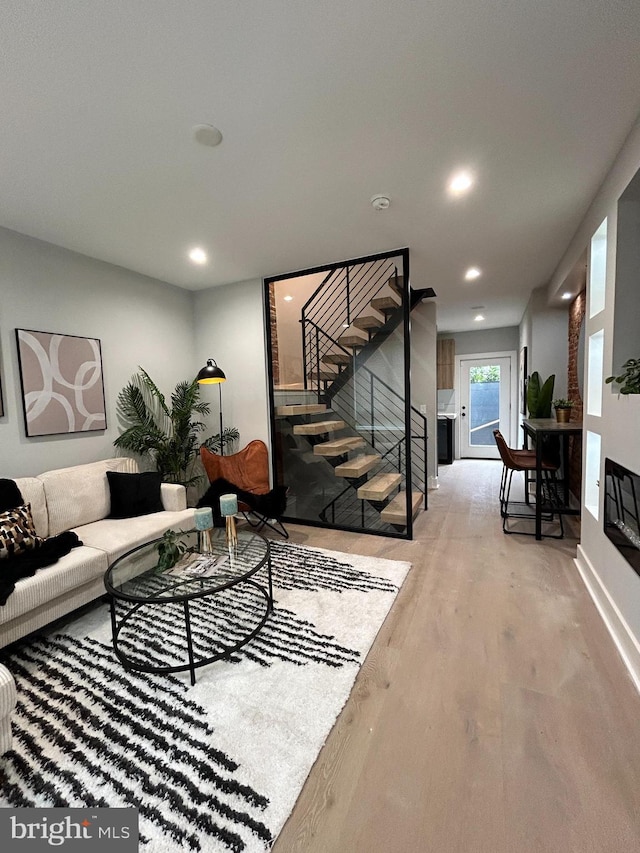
{"left": 107, "top": 471, "right": 164, "bottom": 519}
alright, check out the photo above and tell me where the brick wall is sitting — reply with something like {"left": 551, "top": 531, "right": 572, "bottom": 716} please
{"left": 268, "top": 283, "right": 280, "bottom": 385}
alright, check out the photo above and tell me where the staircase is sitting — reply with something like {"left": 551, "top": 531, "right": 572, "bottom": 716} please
{"left": 274, "top": 254, "right": 434, "bottom": 536}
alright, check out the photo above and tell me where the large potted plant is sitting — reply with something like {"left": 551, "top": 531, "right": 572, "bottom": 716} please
{"left": 526, "top": 372, "right": 555, "bottom": 418}
{"left": 114, "top": 368, "right": 239, "bottom": 488}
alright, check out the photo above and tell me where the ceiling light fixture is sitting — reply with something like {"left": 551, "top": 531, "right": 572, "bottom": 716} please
{"left": 465, "top": 267, "right": 482, "bottom": 281}
{"left": 193, "top": 124, "right": 223, "bottom": 147}
{"left": 283, "top": 295, "right": 293, "bottom": 302}
{"left": 371, "top": 194, "right": 391, "bottom": 211}
{"left": 448, "top": 170, "right": 474, "bottom": 196}
{"left": 188, "top": 247, "right": 208, "bottom": 265}
{"left": 474, "top": 314, "right": 485, "bottom": 322}
{"left": 561, "top": 292, "right": 572, "bottom": 300}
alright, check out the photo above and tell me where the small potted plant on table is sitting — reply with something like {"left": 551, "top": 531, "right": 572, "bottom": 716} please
{"left": 552, "top": 398, "right": 574, "bottom": 423}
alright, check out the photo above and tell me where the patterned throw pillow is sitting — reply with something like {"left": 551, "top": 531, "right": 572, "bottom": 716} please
{"left": 0, "top": 504, "right": 44, "bottom": 559}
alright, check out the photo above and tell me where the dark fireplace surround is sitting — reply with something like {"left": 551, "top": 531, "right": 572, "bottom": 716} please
{"left": 604, "top": 458, "right": 640, "bottom": 576}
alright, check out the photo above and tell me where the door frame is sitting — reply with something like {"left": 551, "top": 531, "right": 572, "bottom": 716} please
{"left": 454, "top": 350, "right": 518, "bottom": 459}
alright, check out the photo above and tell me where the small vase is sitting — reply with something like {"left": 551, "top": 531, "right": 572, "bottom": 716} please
{"left": 555, "top": 407, "right": 571, "bottom": 423}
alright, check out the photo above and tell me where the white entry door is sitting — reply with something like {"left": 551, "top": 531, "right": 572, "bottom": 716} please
{"left": 459, "top": 356, "right": 512, "bottom": 458}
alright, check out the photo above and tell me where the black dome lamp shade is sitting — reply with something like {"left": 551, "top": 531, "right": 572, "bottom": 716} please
{"left": 196, "top": 359, "right": 226, "bottom": 384}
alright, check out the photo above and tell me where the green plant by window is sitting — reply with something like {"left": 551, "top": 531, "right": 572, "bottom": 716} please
{"left": 114, "top": 367, "right": 239, "bottom": 487}
{"left": 605, "top": 358, "right": 640, "bottom": 395}
{"left": 552, "top": 398, "right": 574, "bottom": 409}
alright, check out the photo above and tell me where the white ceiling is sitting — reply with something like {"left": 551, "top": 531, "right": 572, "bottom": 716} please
{"left": 2, "top": 1, "right": 640, "bottom": 332}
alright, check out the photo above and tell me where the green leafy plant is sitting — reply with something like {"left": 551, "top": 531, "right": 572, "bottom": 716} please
{"left": 605, "top": 358, "right": 640, "bottom": 395}
{"left": 527, "top": 372, "right": 555, "bottom": 418}
{"left": 552, "top": 398, "right": 574, "bottom": 409}
{"left": 156, "top": 528, "right": 189, "bottom": 571}
{"left": 114, "top": 367, "right": 239, "bottom": 487}
{"left": 470, "top": 365, "right": 500, "bottom": 383}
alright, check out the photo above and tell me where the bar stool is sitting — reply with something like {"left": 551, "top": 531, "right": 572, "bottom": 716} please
{"left": 493, "top": 430, "right": 564, "bottom": 538}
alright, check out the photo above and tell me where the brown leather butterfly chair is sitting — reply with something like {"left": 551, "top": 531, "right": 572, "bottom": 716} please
{"left": 199, "top": 440, "right": 288, "bottom": 538}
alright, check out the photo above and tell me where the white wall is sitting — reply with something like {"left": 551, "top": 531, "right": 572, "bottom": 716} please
{"left": 444, "top": 326, "right": 519, "bottom": 356}
{"left": 0, "top": 227, "right": 196, "bottom": 477}
{"left": 549, "top": 113, "right": 640, "bottom": 688}
{"left": 518, "top": 288, "right": 569, "bottom": 400}
{"left": 273, "top": 272, "right": 324, "bottom": 387}
{"left": 192, "top": 279, "right": 269, "bottom": 450}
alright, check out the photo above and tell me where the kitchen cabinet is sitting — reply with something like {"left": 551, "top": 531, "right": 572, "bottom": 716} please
{"left": 437, "top": 339, "right": 455, "bottom": 389}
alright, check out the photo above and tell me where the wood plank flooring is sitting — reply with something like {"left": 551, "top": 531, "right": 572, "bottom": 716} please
{"left": 269, "top": 459, "right": 640, "bottom": 853}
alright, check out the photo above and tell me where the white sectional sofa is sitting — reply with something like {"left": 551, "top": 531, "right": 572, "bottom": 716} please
{"left": 0, "top": 456, "right": 196, "bottom": 753}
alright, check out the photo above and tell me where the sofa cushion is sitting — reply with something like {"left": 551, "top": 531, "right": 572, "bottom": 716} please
{"left": 75, "top": 508, "right": 196, "bottom": 564}
{"left": 0, "top": 505, "right": 44, "bottom": 559}
{"left": 39, "top": 458, "right": 138, "bottom": 536}
{"left": 0, "top": 545, "right": 108, "bottom": 626}
{"left": 107, "top": 471, "right": 163, "bottom": 518}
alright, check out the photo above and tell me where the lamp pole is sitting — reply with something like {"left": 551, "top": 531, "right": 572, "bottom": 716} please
{"left": 219, "top": 382, "right": 224, "bottom": 455}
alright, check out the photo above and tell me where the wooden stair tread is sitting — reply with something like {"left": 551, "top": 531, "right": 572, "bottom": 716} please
{"left": 357, "top": 472, "right": 402, "bottom": 501}
{"left": 294, "top": 420, "right": 346, "bottom": 435}
{"left": 276, "top": 403, "right": 327, "bottom": 416}
{"left": 338, "top": 334, "right": 368, "bottom": 348}
{"left": 322, "top": 352, "right": 350, "bottom": 365}
{"left": 307, "top": 370, "right": 337, "bottom": 381}
{"left": 352, "top": 314, "right": 384, "bottom": 331}
{"left": 380, "top": 491, "right": 423, "bottom": 525}
{"left": 388, "top": 274, "right": 405, "bottom": 295}
{"left": 371, "top": 294, "right": 401, "bottom": 312}
{"left": 334, "top": 454, "right": 381, "bottom": 478}
{"left": 313, "top": 437, "right": 366, "bottom": 457}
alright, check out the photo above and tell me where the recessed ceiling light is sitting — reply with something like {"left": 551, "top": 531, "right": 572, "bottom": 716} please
{"left": 193, "top": 124, "right": 223, "bottom": 147}
{"left": 188, "top": 247, "right": 208, "bottom": 265}
{"left": 561, "top": 292, "right": 572, "bottom": 300}
{"left": 283, "top": 295, "right": 293, "bottom": 302}
{"left": 448, "top": 170, "right": 474, "bottom": 196}
{"left": 474, "top": 314, "right": 485, "bottom": 322}
{"left": 465, "top": 267, "right": 482, "bottom": 281}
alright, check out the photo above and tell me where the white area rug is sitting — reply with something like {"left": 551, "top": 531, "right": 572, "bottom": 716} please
{"left": 0, "top": 541, "right": 410, "bottom": 852}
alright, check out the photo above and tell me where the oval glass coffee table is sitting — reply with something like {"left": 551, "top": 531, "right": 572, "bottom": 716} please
{"left": 104, "top": 528, "right": 272, "bottom": 685}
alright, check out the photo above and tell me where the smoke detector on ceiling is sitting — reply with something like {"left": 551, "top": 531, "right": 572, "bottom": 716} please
{"left": 371, "top": 194, "right": 391, "bottom": 211}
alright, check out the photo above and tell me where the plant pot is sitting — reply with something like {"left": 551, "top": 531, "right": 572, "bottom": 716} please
{"left": 555, "top": 407, "right": 571, "bottom": 423}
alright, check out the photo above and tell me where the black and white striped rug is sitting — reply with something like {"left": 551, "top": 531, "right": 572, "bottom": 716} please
{"left": 0, "top": 541, "right": 410, "bottom": 852}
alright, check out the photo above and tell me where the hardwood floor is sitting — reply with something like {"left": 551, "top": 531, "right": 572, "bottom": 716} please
{"left": 271, "top": 459, "right": 640, "bottom": 853}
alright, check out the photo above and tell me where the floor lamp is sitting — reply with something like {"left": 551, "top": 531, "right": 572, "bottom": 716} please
{"left": 196, "top": 358, "right": 227, "bottom": 454}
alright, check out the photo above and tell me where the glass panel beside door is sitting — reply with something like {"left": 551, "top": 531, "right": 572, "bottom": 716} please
{"left": 459, "top": 357, "right": 512, "bottom": 458}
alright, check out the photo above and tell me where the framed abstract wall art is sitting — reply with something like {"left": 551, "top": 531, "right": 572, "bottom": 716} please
{"left": 15, "top": 329, "right": 107, "bottom": 437}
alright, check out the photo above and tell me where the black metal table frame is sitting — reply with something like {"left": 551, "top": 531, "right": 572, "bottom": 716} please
{"left": 522, "top": 418, "right": 583, "bottom": 540}
{"left": 105, "top": 533, "right": 272, "bottom": 685}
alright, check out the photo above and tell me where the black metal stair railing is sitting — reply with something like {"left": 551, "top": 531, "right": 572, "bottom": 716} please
{"left": 301, "top": 257, "right": 398, "bottom": 388}
{"left": 290, "top": 251, "right": 430, "bottom": 531}
{"left": 329, "top": 365, "right": 427, "bottom": 493}
{"left": 300, "top": 321, "right": 427, "bottom": 494}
